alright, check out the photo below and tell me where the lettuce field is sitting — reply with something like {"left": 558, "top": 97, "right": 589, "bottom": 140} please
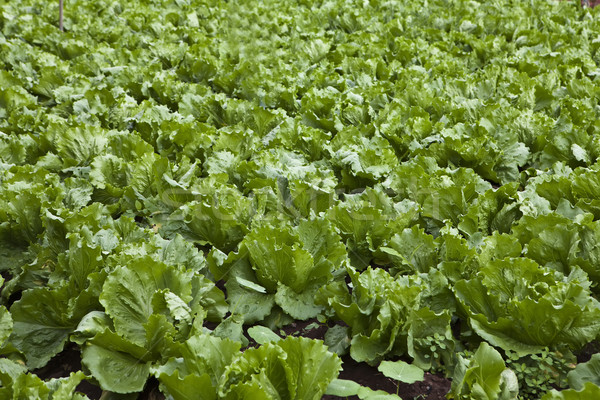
{"left": 4, "top": 0, "right": 600, "bottom": 398}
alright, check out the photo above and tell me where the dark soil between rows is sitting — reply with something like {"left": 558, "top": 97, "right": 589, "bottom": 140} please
{"left": 330, "top": 357, "right": 451, "bottom": 400}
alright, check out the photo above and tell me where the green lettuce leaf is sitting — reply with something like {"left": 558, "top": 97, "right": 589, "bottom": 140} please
{"left": 9, "top": 285, "right": 88, "bottom": 369}
{"left": 247, "top": 326, "right": 281, "bottom": 345}
{"left": 318, "top": 267, "right": 422, "bottom": 364}
{"left": 329, "top": 131, "right": 400, "bottom": 189}
{"left": 156, "top": 370, "right": 216, "bottom": 400}
{"left": 245, "top": 224, "right": 315, "bottom": 293}
{"left": 221, "top": 336, "right": 341, "bottom": 400}
{"left": 541, "top": 382, "right": 600, "bottom": 400}
{"left": 378, "top": 360, "right": 424, "bottom": 384}
{"left": 0, "top": 276, "right": 11, "bottom": 348}
{"left": 458, "top": 182, "right": 521, "bottom": 237}
{"left": 0, "top": 369, "right": 88, "bottom": 400}
{"left": 54, "top": 126, "right": 110, "bottom": 167}
{"left": 454, "top": 258, "right": 600, "bottom": 354}
{"left": 170, "top": 189, "right": 253, "bottom": 253}
{"left": 327, "top": 187, "right": 417, "bottom": 269}
{"left": 511, "top": 213, "right": 581, "bottom": 274}
{"left": 325, "top": 378, "right": 403, "bottom": 399}
{"left": 99, "top": 257, "right": 193, "bottom": 346}
{"left": 154, "top": 333, "right": 241, "bottom": 390}
{"left": 406, "top": 307, "right": 455, "bottom": 370}
{"left": 567, "top": 353, "right": 600, "bottom": 390}
{"left": 379, "top": 226, "right": 438, "bottom": 274}
{"left": 0, "top": 306, "right": 11, "bottom": 348}
{"left": 450, "top": 342, "right": 518, "bottom": 400}
{"left": 82, "top": 342, "right": 150, "bottom": 394}
{"left": 212, "top": 218, "right": 347, "bottom": 322}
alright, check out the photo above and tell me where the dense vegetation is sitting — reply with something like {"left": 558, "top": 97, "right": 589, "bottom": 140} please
{"left": 2, "top": 0, "right": 600, "bottom": 398}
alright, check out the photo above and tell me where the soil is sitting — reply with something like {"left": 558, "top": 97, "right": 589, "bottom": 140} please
{"left": 30, "top": 320, "right": 451, "bottom": 400}
{"left": 576, "top": 340, "right": 600, "bottom": 364}
{"left": 280, "top": 317, "right": 330, "bottom": 340}
{"left": 324, "top": 355, "right": 451, "bottom": 400}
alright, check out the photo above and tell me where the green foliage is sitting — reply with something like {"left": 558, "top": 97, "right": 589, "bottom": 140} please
{"left": 378, "top": 360, "right": 425, "bottom": 384}
{"left": 325, "top": 378, "right": 403, "bottom": 399}
{"left": 567, "top": 353, "right": 600, "bottom": 390}
{"left": 209, "top": 218, "right": 347, "bottom": 324}
{"left": 3, "top": 0, "right": 600, "bottom": 397}
{"left": 450, "top": 343, "right": 519, "bottom": 400}
{"left": 454, "top": 259, "right": 600, "bottom": 354}
{"left": 541, "top": 382, "right": 600, "bottom": 400}
{"left": 0, "top": 366, "right": 88, "bottom": 400}
{"left": 505, "top": 348, "right": 576, "bottom": 399}
{"left": 0, "top": 277, "right": 11, "bottom": 348}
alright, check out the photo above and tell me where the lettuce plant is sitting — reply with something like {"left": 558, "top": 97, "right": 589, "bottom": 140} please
{"left": 209, "top": 218, "right": 348, "bottom": 324}
{"left": 454, "top": 258, "right": 600, "bottom": 354}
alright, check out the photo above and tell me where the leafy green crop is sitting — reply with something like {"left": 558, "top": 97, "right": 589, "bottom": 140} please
{"left": 2, "top": 0, "right": 600, "bottom": 398}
